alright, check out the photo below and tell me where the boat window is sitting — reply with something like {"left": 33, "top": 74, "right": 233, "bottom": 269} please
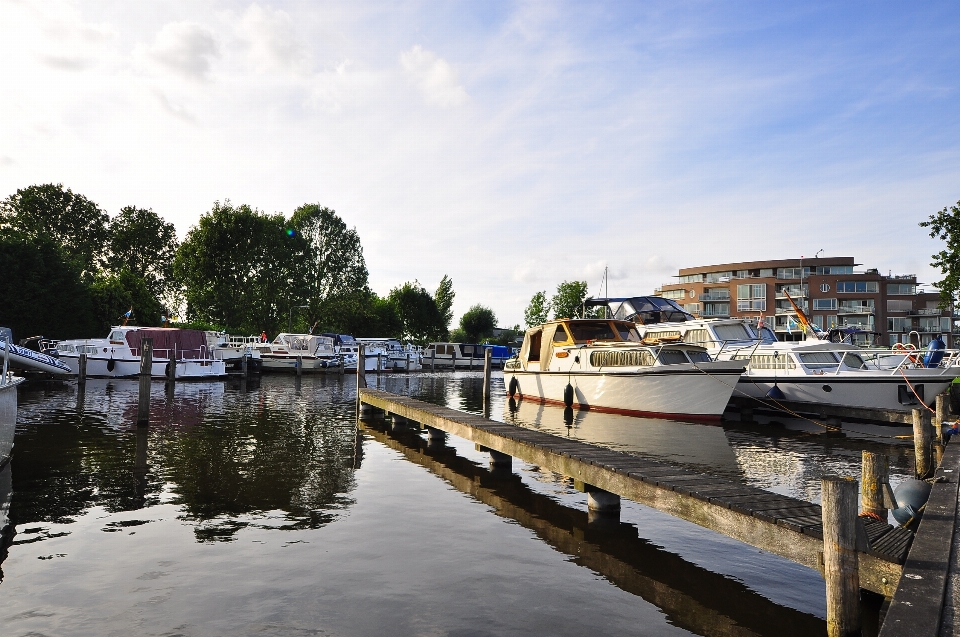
{"left": 841, "top": 353, "right": 867, "bottom": 369}
{"left": 798, "top": 352, "right": 840, "bottom": 369}
{"left": 658, "top": 350, "right": 689, "bottom": 365}
{"left": 553, "top": 326, "right": 570, "bottom": 343}
{"left": 748, "top": 354, "right": 796, "bottom": 370}
{"left": 687, "top": 350, "right": 712, "bottom": 363}
{"left": 590, "top": 349, "right": 655, "bottom": 367}
{"left": 528, "top": 333, "right": 542, "bottom": 362}
{"left": 616, "top": 324, "right": 641, "bottom": 341}
{"left": 568, "top": 322, "right": 618, "bottom": 343}
{"left": 713, "top": 324, "right": 754, "bottom": 342}
{"left": 759, "top": 326, "right": 778, "bottom": 343}
{"left": 682, "top": 329, "right": 713, "bottom": 347}
{"left": 643, "top": 330, "right": 681, "bottom": 343}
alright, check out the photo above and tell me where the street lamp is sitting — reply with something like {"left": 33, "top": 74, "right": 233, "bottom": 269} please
{"left": 288, "top": 304, "right": 309, "bottom": 333}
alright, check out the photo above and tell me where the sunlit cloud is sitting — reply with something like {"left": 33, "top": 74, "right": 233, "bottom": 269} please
{"left": 400, "top": 45, "right": 469, "bottom": 107}
{"left": 148, "top": 21, "right": 220, "bottom": 81}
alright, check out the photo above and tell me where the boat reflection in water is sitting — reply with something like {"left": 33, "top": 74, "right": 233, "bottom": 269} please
{"left": 504, "top": 396, "right": 745, "bottom": 480}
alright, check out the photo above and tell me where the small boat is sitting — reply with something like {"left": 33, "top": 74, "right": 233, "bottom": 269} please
{"left": 208, "top": 333, "right": 263, "bottom": 374}
{"left": 257, "top": 333, "right": 342, "bottom": 373}
{"left": 50, "top": 326, "right": 227, "bottom": 379}
{"left": 422, "top": 342, "right": 487, "bottom": 369}
{"left": 504, "top": 318, "right": 745, "bottom": 420}
{"left": 1, "top": 332, "right": 26, "bottom": 468}
{"left": 0, "top": 332, "right": 71, "bottom": 376}
{"left": 356, "top": 338, "right": 422, "bottom": 371}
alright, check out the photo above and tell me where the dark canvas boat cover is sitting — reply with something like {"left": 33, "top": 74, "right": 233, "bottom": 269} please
{"left": 125, "top": 329, "right": 208, "bottom": 360}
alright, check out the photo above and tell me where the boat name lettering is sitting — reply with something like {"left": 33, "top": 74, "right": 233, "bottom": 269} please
{"left": 589, "top": 350, "right": 655, "bottom": 367}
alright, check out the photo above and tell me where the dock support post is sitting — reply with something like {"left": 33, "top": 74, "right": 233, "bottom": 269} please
{"left": 241, "top": 353, "right": 248, "bottom": 377}
{"left": 482, "top": 348, "right": 492, "bottom": 418}
{"left": 405, "top": 353, "right": 410, "bottom": 373}
{"left": 425, "top": 426, "right": 445, "bottom": 441}
{"left": 821, "top": 476, "right": 861, "bottom": 637}
{"left": 468, "top": 353, "right": 473, "bottom": 371}
{"left": 861, "top": 451, "right": 889, "bottom": 519}
{"left": 296, "top": 354, "right": 303, "bottom": 377}
{"left": 586, "top": 488, "right": 621, "bottom": 514}
{"left": 137, "top": 338, "right": 153, "bottom": 426}
{"left": 483, "top": 448, "right": 511, "bottom": 469}
{"left": 936, "top": 393, "right": 946, "bottom": 428}
{"left": 451, "top": 351, "right": 456, "bottom": 371}
{"left": 391, "top": 414, "right": 409, "bottom": 430}
{"left": 913, "top": 408, "right": 932, "bottom": 479}
{"left": 166, "top": 350, "right": 177, "bottom": 384}
{"left": 78, "top": 352, "right": 87, "bottom": 384}
{"left": 431, "top": 349, "right": 436, "bottom": 371}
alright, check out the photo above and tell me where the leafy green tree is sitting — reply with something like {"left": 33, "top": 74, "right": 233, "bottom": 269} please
{"left": 459, "top": 304, "right": 497, "bottom": 343}
{"left": 309, "top": 288, "right": 401, "bottom": 338}
{"left": 486, "top": 324, "right": 522, "bottom": 346}
{"left": 1, "top": 183, "right": 109, "bottom": 277}
{"left": 105, "top": 206, "right": 179, "bottom": 299}
{"left": 920, "top": 200, "right": 960, "bottom": 308}
{"left": 524, "top": 291, "right": 550, "bottom": 327}
{"left": 551, "top": 280, "right": 589, "bottom": 319}
{"left": 0, "top": 230, "right": 97, "bottom": 339}
{"left": 434, "top": 275, "right": 455, "bottom": 336}
{"left": 174, "top": 201, "right": 309, "bottom": 334}
{"left": 291, "top": 204, "right": 368, "bottom": 311}
{"left": 88, "top": 269, "right": 165, "bottom": 333}
{"left": 388, "top": 281, "right": 445, "bottom": 344}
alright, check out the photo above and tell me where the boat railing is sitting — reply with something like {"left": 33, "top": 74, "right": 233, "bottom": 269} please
{"left": 129, "top": 344, "right": 216, "bottom": 362}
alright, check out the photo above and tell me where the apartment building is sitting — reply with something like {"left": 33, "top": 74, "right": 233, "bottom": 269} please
{"left": 656, "top": 257, "right": 954, "bottom": 346}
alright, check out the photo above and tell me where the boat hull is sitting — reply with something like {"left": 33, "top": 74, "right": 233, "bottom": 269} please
{"left": 505, "top": 364, "right": 743, "bottom": 420}
{"left": 260, "top": 356, "right": 343, "bottom": 373}
{"left": 0, "top": 377, "right": 24, "bottom": 468}
{"left": 734, "top": 370, "right": 958, "bottom": 412}
{"left": 57, "top": 354, "right": 226, "bottom": 379}
{"left": 0, "top": 341, "right": 71, "bottom": 375}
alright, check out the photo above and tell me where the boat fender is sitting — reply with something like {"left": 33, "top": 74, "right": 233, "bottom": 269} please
{"left": 766, "top": 384, "right": 785, "bottom": 400}
{"left": 106, "top": 358, "right": 115, "bottom": 372}
{"left": 924, "top": 335, "right": 946, "bottom": 368}
{"left": 508, "top": 376, "right": 519, "bottom": 397}
{"left": 892, "top": 478, "right": 932, "bottom": 527}
{"left": 563, "top": 383, "right": 574, "bottom": 407}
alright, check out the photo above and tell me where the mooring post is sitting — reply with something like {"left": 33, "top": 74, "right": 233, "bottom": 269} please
{"left": 482, "top": 348, "right": 492, "bottom": 418}
{"left": 78, "top": 352, "right": 87, "bottom": 384}
{"left": 821, "top": 476, "right": 861, "bottom": 637}
{"left": 405, "top": 353, "right": 410, "bottom": 372}
{"left": 166, "top": 347, "right": 177, "bottom": 384}
{"left": 468, "top": 352, "right": 473, "bottom": 371}
{"left": 339, "top": 354, "right": 344, "bottom": 376}
{"left": 913, "top": 408, "right": 932, "bottom": 479}
{"left": 241, "top": 353, "right": 248, "bottom": 377}
{"left": 137, "top": 338, "right": 153, "bottom": 426}
{"left": 296, "top": 354, "right": 302, "bottom": 377}
{"left": 451, "top": 350, "right": 457, "bottom": 372}
{"left": 936, "top": 393, "right": 946, "bottom": 428}
{"left": 431, "top": 348, "right": 436, "bottom": 371}
{"left": 861, "top": 451, "right": 889, "bottom": 519}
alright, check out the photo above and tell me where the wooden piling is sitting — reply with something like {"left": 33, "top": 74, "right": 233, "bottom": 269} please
{"left": 405, "top": 353, "right": 410, "bottom": 372}
{"left": 821, "top": 476, "right": 861, "bottom": 637}
{"left": 451, "top": 350, "right": 457, "bottom": 371}
{"left": 431, "top": 348, "right": 436, "bottom": 371}
{"left": 912, "top": 408, "right": 932, "bottom": 479}
{"left": 137, "top": 338, "right": 153, "bottom": 426}
{"left": 241, "top": 353, "right": 248, "bottom": 377}
{"left": 357, "top": 344, "right": 367, "bottom": 390}
{"left": 296, "top": 354, "right": 302, "bottom": 377}
{"left": 166, "top": 348, "right": 177, "bottom": 384}
{"left": 468, "top": 352, "right": 473, "bottom": 371}
{"left": 861, "top": 451, "right": 889, "bottom": 519}
{"left": 482, "top": 348, "right": 492, "bottom": 418}
{"left": 78, "top": 352, "right": 87, "bottom": 383}
{"left": 935, "top": 393, "right": 946, "bottom": 428}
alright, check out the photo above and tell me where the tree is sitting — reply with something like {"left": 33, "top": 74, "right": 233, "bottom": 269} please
{"left": 388, "top": 281, "right": 445, "bottom": 344}
{"left": 290, "top": 204, "right": 369, "bottom": 311}
{"left": 524, "top": 291, "right": 550, "bottom": 327}
{"left": 920, "top": 200, "right": 960, "bottom": 308}
{"left": 459, "top": 304, "right": 497, "bottom": 343}
{"left": 88, "top": 269, "right": 164, "bottom": 333}
{"left": 174, "top": 201, "right": 309, "bottom": 334}
{"left": 0, "top": 183, "right": 109, "bottom": 276}
{"left": 106, "top": 206, "right": 179, "bottom": 300}
{"left": 551, "top": 280, "right": 589, "bottom": 320}
{"left": 434, "top": 275, "right": 455, "bottom": 336}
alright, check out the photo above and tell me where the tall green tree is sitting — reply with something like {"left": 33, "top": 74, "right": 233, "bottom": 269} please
{"left": 88, "top": 269, "right": 165, "bottom": 333}
{"left": 106, "top": 206, "right": 179, "bottom": 300}
{"left": 388, "top": 281, "right": 445, "bottom": 344}
{"left": 0, "top": 183, "right": 109, "bottom": 277}
{"left": 920, "top": 200, "right": 960, "bottom": 308}
{"left": 524, "top": 291, "right": 550, "bottom": 327}
{"left": 434, "top": 275, "right": 455, "bottom": 336}
{"left": 459, "top": 304, "right": 497, "bottom": 343}
{"left": 551, "top": 280, "right": 589, "bottom": 320}
{"left": 290, "top": 204, "right": 369, "bottom": 312}
{"left": 174, "top": 201, "right": 309, "bottom": 334}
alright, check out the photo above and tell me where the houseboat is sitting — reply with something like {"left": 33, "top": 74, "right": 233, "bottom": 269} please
{"left": 503, "top": 318, "right": 745, "bottom": 420}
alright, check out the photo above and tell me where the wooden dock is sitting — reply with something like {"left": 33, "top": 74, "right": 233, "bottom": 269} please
{"left": 358, "top": 389, "right": 910, "bottom": 597}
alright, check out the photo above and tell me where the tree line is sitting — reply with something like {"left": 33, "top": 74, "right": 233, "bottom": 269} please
{"left": 0, "top": 183, "right": 501, "bottom": 344}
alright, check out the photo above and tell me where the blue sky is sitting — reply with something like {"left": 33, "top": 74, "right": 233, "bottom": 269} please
{"left": 1, "top": 1, "right": 959, "bottom": 327}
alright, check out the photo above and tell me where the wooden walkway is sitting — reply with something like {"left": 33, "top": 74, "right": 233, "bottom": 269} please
{"left": 359, "top": 389, "right": 910, "bottom": 597}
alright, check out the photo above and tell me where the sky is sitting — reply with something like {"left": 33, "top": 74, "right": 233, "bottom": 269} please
{"left": 2, "top": 1, "right": 959, "bottom": 328}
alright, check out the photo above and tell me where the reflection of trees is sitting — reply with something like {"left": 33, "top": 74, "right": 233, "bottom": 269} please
{"left": 158, "top": 400, "right": 358, "bottom": 541}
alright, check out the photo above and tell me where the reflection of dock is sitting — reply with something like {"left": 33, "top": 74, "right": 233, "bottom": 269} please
{"left": 359, "top": 389, "right": 908, "bottom": 597}
{"left": 361, "top": 420, "right": 826, "bottom": 637}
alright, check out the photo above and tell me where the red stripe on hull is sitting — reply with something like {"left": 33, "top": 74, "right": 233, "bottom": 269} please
{"left": 512, "top": 393, "right": 722, "bottom": 423}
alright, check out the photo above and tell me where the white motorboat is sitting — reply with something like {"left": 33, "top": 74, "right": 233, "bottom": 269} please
{"left": 207, "top": 333, "right": 263, "bottom": 374}
{"left": 0, "top": 337, "right": 71, "bottom": 375}
{"left": 1, "top": 333, "right": 26, "bottom": 468}
{"left": 503, "top": 318, "right": 746, "bottom": 420}
{"left": 422, "top": 342, "right": 487, "bottom": 369}
{"left": 257, "top": 333, "right": 343, "bottom": 373}
{"left": 51, "top": 326, "right": 227, "bottom": 379}
{"left": 356, "top": 338, "right": 422, "bottom": 371}
{"left": 596, "top": 296, "right": 960, "bottom": 414}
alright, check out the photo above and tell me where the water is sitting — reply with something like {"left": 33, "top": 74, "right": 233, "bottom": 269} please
{"left": 1, "top": 373, "right": 914, "bottom": 635}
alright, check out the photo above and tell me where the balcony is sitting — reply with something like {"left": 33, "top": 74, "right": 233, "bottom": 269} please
{"left": 838, "top": 305, "right": 875, "bottom": 315}
{"left": 699, "top": 293, "right": 730, "bottom": 301}
{"left": 908, "top": 308, "right": 943, "bottom": 316}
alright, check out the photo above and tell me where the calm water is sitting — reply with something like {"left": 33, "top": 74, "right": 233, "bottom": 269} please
{"left": 0, "top": 373, "right": 915, "bottom": 636}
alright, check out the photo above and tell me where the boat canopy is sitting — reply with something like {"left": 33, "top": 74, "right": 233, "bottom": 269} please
{"left": 125, "top": 328, "right": 209, "bottom": 360}
{"left": 585, "top": 297, "right": 695, "bottom": 325}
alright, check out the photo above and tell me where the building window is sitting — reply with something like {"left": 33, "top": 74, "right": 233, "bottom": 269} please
{"left": 837, "top": 281, "right": 878, "bottom": 293}
{"left": 703, "top": 303, "right": 730, "bottom": 317}
{"left": 919, "top": 317, "right": 940, "bottom": 332}
{"left": 887, "top": 299, "right": 913, "bottom": 312}
{"left": 813, "top": 298, "right": 837, "bottom": 310}
{"left": 737, "top": 284, "right": 766, "bottom": 299}
{"left": 887, "top": 283, "right": 917, "bottom": 295}
{"left": 813, "top": 315, "right": 824, "bottom": 329}
{"left": 701, "top": 288, "right": 729, "bottom": 300}
{"left": 679, "top": 274, "right": 703, "bottom": 284}
{"left": 777, "top": 267, "right": 804, "bottom": 279}
{"left": 737, "top": 300, "right": 767, "bottom": 312}
{"left": 888, "top": 317, "right": 911, "bottom": 332}
{"left": 776, "top": 283, "right": 807, "bottom": 297}
{"left": 683, "top": 303, "right": 700, "bottom": 314}
{"left": 661, "top": 289, "right": 685, "bottom": 300}
{"left": 815, "top": 265, "right": 853, "bottom": 275}
{"left": 820, "top": 283, "right": 830, "bottom": 293}
{"left": 706, "top": 271, "right": 733, "bottom": 283}
{"left": 839, "top": 299, "right": 874, "bottom": 312}
{"left": 759, "top": 268, "right": 773, "bottom": 277}
{"left": 735, "top": 270, "right": 751, "bottom": 278}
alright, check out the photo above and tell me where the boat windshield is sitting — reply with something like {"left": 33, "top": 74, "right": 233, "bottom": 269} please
{"left": 567, "top": 322, "right": 619, "bottom": 343}
{"left": 713, "top": 324, "right": 755, "bottom": 343}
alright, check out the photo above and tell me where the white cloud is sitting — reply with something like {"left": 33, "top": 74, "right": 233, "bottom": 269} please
{"left": 149, "top": 21, "right": 220, "bottom": 81}
{"left": 236, "top": 3, "right": 307, "bottom": 74}
{"left": 401, "top": 45, "right": 469, "bottom": 107}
